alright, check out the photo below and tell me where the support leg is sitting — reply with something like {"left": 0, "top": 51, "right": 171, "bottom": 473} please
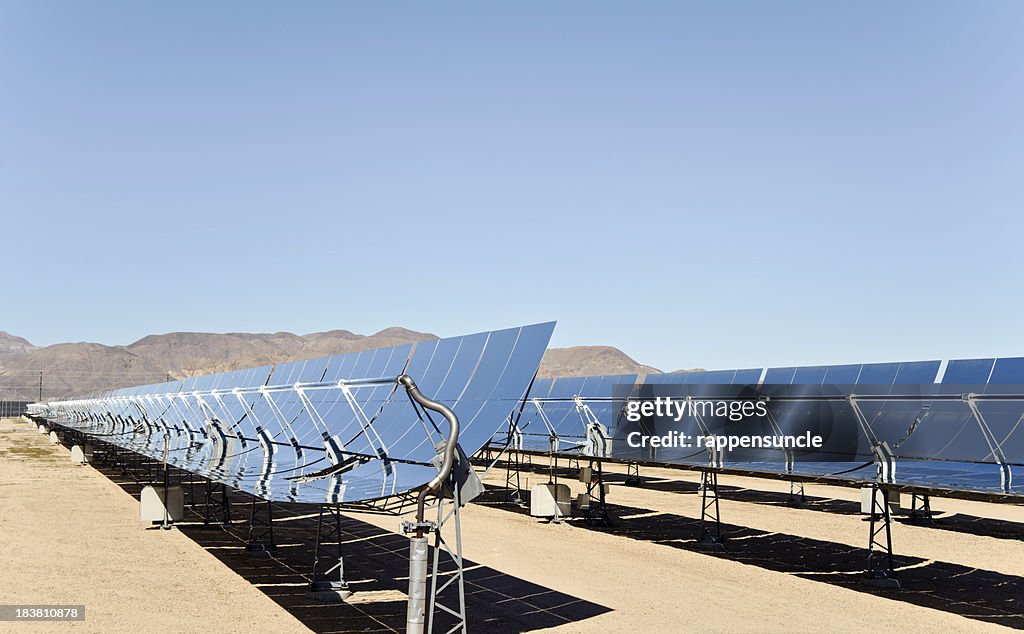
{"left": 906, "top": 493, "right": 933, "bottom": 523}
{"left": 202, "top": 481, "right": 232, "bottom": 527}
{"left": 696, "top": 471, "right": 725, "bottom": 551}
{"left": 787, "top": 480, "right": 806, "bottom": 506}
{"left": 584, "top": 459, "right": 611, "bottom": 526}
{"left": 865, "top": 484, "right": 901, "bottom": 588}
{"left": 504, "top": 448, "right": 524, "bottom": 505}
{"left": 245, "top": 497, "right": 276, "bottom": 553}
{"left": 624, "top": 461, "right": 642, "bottom": 487}
{"left": 308, "top": 504, "right": 350, "bottom": 601}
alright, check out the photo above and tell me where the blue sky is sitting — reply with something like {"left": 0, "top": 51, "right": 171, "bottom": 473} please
{"left": 1, "top": 1, "right": 1022, "bottom": 371}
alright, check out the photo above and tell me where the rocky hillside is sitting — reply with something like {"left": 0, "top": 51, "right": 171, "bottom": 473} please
{"left": 0, "top": 328, "right": 660, "bottom": 401}
{"left": 537, "top": 346, "right": 658, "bottom": 378}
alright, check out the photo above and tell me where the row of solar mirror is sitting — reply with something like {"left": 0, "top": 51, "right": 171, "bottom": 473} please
{"left": 645, "top": 356, "right": 1024, "bottom": 389}
{"left": 43, "top": 323, "right": 558, "bottom": 504}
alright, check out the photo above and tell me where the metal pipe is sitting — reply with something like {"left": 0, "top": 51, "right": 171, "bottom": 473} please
{"left": 397, "top": 374, "right": 460, "bottom": 537}
{"left": 398, "top": 374, "right": 460, "bottom": 634}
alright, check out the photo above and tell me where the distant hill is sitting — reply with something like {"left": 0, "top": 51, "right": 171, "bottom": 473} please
{"left": 537, "top": 346, "right": 658, "bottom": 378}
{"left": 0, "top": 331, "right": 35, "bottom": 361}
{"left": 0, "top": 328, "right": 664, "bottom": 401}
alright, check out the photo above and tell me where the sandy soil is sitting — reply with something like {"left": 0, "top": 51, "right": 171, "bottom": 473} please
{"left": 0, "top": 419, "right": 310, "bottom": 634}
{"left": 2, "top": 418, "right": 1021, "bottom": 633}
{"left": 346, "top": 457, "right": 1024, "bottom": 633}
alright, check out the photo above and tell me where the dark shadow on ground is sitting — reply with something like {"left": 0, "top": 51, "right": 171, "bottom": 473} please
{"left": 483, "top": 458, "right": 1024, "bottom": 541}
{"left": 86, "top": 451, "right": 611, "bottom": 634}
{"left": 475, "top": 484, "right": 1024, "bottom": 630}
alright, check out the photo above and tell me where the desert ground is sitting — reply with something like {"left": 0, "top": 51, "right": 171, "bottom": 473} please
{"left": 1, "top": 417, "right": 1021, "bottom": 633}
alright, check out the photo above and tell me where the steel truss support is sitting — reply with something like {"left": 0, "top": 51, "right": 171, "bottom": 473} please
{"left": 245, "top": 498, "right": 276, "bottom": 553}
{"left": 183, "top": 472, "right": 199, "bottom": 509}
{"left": 503, "top": 448, "right": 525, "bottom": 505}
{"left": 404, "top": 471, "right": 468, "bottom": 634}
{"left": 865, "top": 484, "right": 900, "bottom": 588}
{"left": 696, "top": 470, "right": 725, "bottom": 550}
{"left": 624, "top": 461, "right": 642, "bottom": 487}
{"left": 202, "top": 481, "right": 232, "bottom": 527}
{"left": 906, "top": 493, "right": 933, "bottom": 523}
{"left": 547, "top": 446, "right": 559, "bottom": 485}
{"left": 787, "top": 480, "right": 806, "bottom": 505}
{"left": 308, "top": 504, "right": 351, "bottom": 600}
{"left": 582, "top": 459, "right": 611, "bottom": 526}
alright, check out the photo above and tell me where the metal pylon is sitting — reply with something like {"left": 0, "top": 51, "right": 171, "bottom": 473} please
{"left": 427, "top": 474, "right": 467, "bottom": 634}
{"left": 583, "top": 459, "right": 610, "bottom": 525}
{"left": 787, "top": 480, "right": 806, "bottom": 505}
{"left": 866, "top": 484, "right": 900, "bottom": 588}
{"left": 906, "top": 492, "right": 933, "bottom": 523}
{"left": 504, "top": 448, "right": 525, "bottom": 504}
{"left": 202, "top": 481, "right": 232, "bottom": 526}
{"left": 697, "top": 470, "right": 725, "bottom": 550}
{"left": 624, "top": 461, "right": 642, "bottom": 486}
{"left": 309, "top": 504, "right": 350, "bottom": 600}
{"left": 246, "top": 497, "right": 276, "bottom": 553}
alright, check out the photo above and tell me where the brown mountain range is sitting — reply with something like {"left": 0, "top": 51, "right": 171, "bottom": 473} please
{"left": 0, "top": 328, "right": 662, "bottom": 401}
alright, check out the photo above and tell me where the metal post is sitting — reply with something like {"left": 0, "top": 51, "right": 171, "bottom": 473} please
{"left": 584, "top": 459, "right": 611, "bottom": 526}
{"left": 245, "top": 497, "right": 276, "bottom": 553}
{"left": 696, "top": 470, "right": 725, "bottom": 551}
{"left": 625, "top": 461, "right": 642, "bottom": 486}
{"left": 865, "top": 484, "right": 900, "bottom": 588}
{"left": 906, "top": 492, "right": 933, "bottom": 523}
{"left": 308, "top": 504, "right": 350, "bottom": 600}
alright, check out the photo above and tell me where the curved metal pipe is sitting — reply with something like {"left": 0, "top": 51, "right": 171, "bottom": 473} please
{"left": 397, "top": 374, "right": 460, "bottom": 537}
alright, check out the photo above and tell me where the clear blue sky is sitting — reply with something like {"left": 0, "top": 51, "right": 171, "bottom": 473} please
{"left": 1, "top": 1, "right": 1022, "bottom": 371}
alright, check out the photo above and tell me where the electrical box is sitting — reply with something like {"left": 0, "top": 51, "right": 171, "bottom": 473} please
{"left": 530, "top": 483, "right": 571, "bottom": 518}
{"left": 140, "top": 485, "right": 184, "bottom": 523}
{"left": 70, "top": 444, "right": 92, "bottom": 465}
{"left": 578, "top": 467, "right": 592, "bottom": 483}
{"left": 860, "top": 486, "right": 899, "bottom": 515}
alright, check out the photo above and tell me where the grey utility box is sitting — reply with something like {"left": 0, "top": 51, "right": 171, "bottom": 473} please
{"left": 70, "top": 444, "right": 93, "bottom": 465}
{"left": 140, "top": 485, "right": 184, "bottom": 523}
{"left": 530, "top": 483, "right": 571, "bottom": 518}
{"left": 860, "top": 486, "right": 900, "bottom": 515}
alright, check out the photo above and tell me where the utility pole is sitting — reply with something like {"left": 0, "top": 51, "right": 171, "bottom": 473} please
{"left": 38, "top": 371, "right": 43, "bottom": 402}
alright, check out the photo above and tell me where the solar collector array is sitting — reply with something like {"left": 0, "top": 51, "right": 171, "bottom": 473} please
{"left": 36, "top": 323, "right": 555, "bottom": 504}
{"left": 521, "top": 356, "right": 1024, "bottom": 498}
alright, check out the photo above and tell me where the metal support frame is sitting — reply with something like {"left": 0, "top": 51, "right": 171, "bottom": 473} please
{"left": 399, "top": 373, "right": 468, "bottom": 634}
{"left": 403, "top": 470, "right": 468, "bottom": 634}
{"left": 906, "top": 492, "right": 933, "bottom": 523}
{"left": 503, "top": 447, "right": 526, "bottom": 505}
{"left": 246, "top": 497, "right": 277, "bottom": 553}
{"left": 308, "top": 503, "right": 350, "bottom": 600}
{"left": 787, "top": 480, "right": 806, "bottom": 505}
{"left": 583, "top": 459, "right": 610, "bottom": 526}
{"left": 865, "top": 483, "right": 900, "bottom": 588}
{"left": 697, "top": 470, "right": 725, "bottom": 550}
{"left": 183, "top": 472, "right": 198, "bottom": 508}
{"left": 624, "top": 461, "right": 642, "bottom": 486}
{"left": 202, "top": 481, "right": 232, "bottom": 527}
{"left": 964, "top": 395, "right": 1013, "bottom": 491}
{"left": 547, "top": 440, "right": 559, "bottom": 486}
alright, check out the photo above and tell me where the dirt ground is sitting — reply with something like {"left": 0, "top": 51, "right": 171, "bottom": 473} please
{"left": 0, "top": 419, "right": 310, "bottom": 634}
{"left": 1, "top": 417, "right": 1022, "bottom": 633}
